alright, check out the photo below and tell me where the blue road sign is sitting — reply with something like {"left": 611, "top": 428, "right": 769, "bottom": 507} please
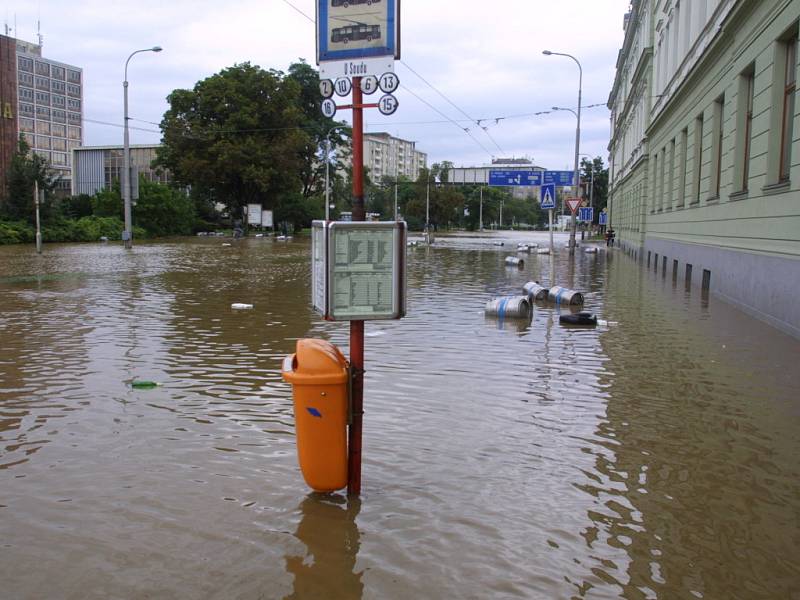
{"left": 578, "top": 207, "right": 594, "bottom": 222}
{"left": 540, "top": 183, "right": 556, "bottom": 209}
{"left": 489, "top": 170, "right": 542, "bottom": 186}
{"left": 599, "top": 211, "right": 608, "bottom": 226}
{"left": 543, "top": 170, "right": 575, "bottom": 186}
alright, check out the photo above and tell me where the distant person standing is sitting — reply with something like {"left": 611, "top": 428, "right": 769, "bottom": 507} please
{"left": 609, "top": 227, "right": 616, "bottom": 247}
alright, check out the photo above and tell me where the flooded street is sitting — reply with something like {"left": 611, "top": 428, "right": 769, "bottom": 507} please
{"left": 1, "top": 233, "right": 799, "bottom": 599}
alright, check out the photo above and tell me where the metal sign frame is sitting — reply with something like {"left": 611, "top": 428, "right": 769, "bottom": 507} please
{"left": 312, "top": 220, "right": 407, "bottom": 321}
{"left": 317, "top": 0, "right": 400, "bottom": 64}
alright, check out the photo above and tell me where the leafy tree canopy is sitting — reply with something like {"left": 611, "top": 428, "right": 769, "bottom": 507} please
{"left": 157, "top": 63, "right": 307, "bottom": 218}
{"left": 2, "top": 136, "right": 59, "bottom": 223}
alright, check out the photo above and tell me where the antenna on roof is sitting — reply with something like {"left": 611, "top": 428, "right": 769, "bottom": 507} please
{"left": 37, "top": 19, "right": 43, "bottom": 47}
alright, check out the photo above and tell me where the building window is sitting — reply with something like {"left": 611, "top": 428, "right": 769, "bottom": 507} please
{"left": 659, "top": 147, "right": 666, "bottom": 211}
{"left": 19, "top": 87, "right": 34, "bottom": 101}
{"left": 67, "top": 83, "right": 81, "bottom": 97}
{"left": 780, "top": 36, "right": 797, "bottom": 181}
{"left": 20, "top": 103, "right": 34, "bottom": 117}
{"left": 68, "top": 126, "right": 81, "bottom": 140}
{"left": 735, "top": 66, "right": 756, "bottom": 192}
{"left": 35, "top": 121, "right": 51, "bottom": 135}
{"left": 35, "top": 106, "right": 51, "bottom": 120}
{"left": 52, "top": 80, "right": 65, "bottom": 93}
{"left": 693, "top": 113, "right": 704, "bottom": 203}
{"left": 67, "top": 98, "right": 81, "bottom": 111}
{"left": 35, "top": 76, "right": 50, "bottom": 91}
{"left": 19, "top": 118, "right": 35, "bottom": 133}
{"left": 67, "top": 70, "right": 81, "bottom": 83}
{"left": 711, "top": 95, "right": 724, "bottom": 198}
{"left": 667, "top": 138, "right": 676, "bottom": 208}
{"left": 18, "top": 56, "right": 33, "bottom": 72}
{"left": 51, "top": 66, "right": 65, "bottom": 80}
{"left": 52, "top": 109, "right": 67, "bottom": 124}
{"left": 52, "top": 95, "right": 66, "bottom": 108}
{"left": 19, "top": 72, "right": 34, "bottom": 86}
{"left": 35, "top": 91, "right": 51, "bottom": 105}
{"left": 52, "top": 138, "right": 67, "bottom": 151}
{"left": 68, "top": 112, "right": 81, "bottom": 124}
{"left": 35, "top": 135, "right": 52, "bottom": 150}
{"left": 52, "top": 124, "right": 66, "bottom": 138}
{"left": 678, "top": 127, "right": 688, "bottom": 208}
{"left": 35, "top": 61, "right": 50, "bottom": 77}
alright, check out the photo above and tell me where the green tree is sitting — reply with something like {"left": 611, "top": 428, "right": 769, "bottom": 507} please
{"left": 156, "top": 62, "right": 310, "bottom": 221}
{"left": 2, "top": 136, "right": 59, "bottom": 222}
{"left": 134, "top": 179, "right": 196, "bottom": 236}
{"left": 581, "top": 156, "right": 609, "bottom": 220}
{"left": 286, "top": 61, "right": 351, "bottom": 201}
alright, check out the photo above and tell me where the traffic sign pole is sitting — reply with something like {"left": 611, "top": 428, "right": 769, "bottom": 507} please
{"left": 348, "top": 77, "right": 365, "bottom": 498}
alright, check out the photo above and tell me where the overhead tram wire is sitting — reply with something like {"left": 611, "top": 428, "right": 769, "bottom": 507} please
{"left": 391, "top": 85, "right": 494, "bottom": 158}
{"left": 277, "top": 0, "right": 493, "bottom": 159}
{"left": 398, "top": 60, "right": 505, "bottom": 156}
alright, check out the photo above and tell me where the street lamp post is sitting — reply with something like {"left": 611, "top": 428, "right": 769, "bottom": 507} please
{"left": 543, "top": 50, "right": 582, "bottom": 256}
{"left": 123, "top": 46, "right": 162, "bottom": 249}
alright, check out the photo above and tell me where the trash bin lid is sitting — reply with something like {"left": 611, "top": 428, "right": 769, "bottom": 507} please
{"left": 282, "top": 339, "right": 349, "bottom": 385}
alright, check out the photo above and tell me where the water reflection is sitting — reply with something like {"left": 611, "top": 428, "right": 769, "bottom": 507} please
{"left": 285, "top": 494, "right": 362, "bottom": 600}
{"left": 1, "top": 235, "right": 798, "bottom": 599}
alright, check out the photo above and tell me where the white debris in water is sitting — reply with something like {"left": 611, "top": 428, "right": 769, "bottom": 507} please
{"left": 231, "top": 303, "right": 253, "bottom": 310}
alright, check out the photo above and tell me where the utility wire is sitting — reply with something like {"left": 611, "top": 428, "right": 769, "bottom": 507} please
{"left": 398, "top": 86, "right": 494, "bottom": 157}
{"left": 399, "top": 60, "right": 505, "bottom": 155}
{"left": 279, "top": 0, "right": 314, "bottom": 22}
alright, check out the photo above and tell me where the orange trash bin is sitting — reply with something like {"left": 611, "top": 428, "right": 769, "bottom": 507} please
{"left": 282, "top": 339, "right": 350, "bottom": 492}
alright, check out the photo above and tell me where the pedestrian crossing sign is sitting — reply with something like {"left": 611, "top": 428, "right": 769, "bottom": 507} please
{"left": 540, "top": 183, "right": 556, "bottom": 209}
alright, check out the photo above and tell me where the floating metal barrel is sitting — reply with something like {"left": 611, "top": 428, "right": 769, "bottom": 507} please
{"left": 485, "top": 296, "right": 531, "bottom": 319}
{"left": 517, "top": 244, "right": 532, "bottom": 253}
{"left": 584, "top": 247, "right": 599, "bottom": 254}
{"left": 505, "top": 256, "right": 524, "bottom": 267}
{"left": 537, "top": 248, "right": 551, "bottom": 255}
{"left": 548, "top": 286, "right": 584, "bottom": 305}
{"left": 523, "top": 281, "right": 549, "bottom": 301}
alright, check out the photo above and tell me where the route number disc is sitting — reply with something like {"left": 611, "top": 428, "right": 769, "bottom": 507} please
{"left": 378, "top": 72, "right": 399, "bottom": 94}
{"left": 334, "top": 78, "right": 352, "bottom": 97}
{"left": 319, "top": 79, "right": 334, "bottom": 99}
{"left": 321, "top": 98, "right": 337, "bottom": 118}
{"left": 378, "top": 94, "right": 398, "bottom": 116}
{"left": 360, "top": 76, "right": 378, "bottom": 95}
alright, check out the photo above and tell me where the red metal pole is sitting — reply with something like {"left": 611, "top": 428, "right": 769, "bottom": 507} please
{"left": 348, "top": 77, "right": 365, "bottom": 497}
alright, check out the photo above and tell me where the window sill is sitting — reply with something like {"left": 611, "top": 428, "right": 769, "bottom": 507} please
{"left": 762, "top": 180, "right": 790, "bottom": 195}
{"left": 729, "top": 189, "right": 749, "bottom": 202}
{"left": 706, "top": 196, "right": 720, "bottom": 205}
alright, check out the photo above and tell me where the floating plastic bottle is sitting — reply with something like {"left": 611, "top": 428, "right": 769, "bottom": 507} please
{"left": 131, "top": 380, "right": 160, "bottom": 389}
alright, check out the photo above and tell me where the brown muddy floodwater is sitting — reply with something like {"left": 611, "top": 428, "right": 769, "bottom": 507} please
{"left": 1, "top": 232, "right": 799, "bottom": 600}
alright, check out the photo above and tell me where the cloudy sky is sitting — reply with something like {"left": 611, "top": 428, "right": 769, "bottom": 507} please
{"left": 5, "top": 0, "right": 630, "bottom": 169}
